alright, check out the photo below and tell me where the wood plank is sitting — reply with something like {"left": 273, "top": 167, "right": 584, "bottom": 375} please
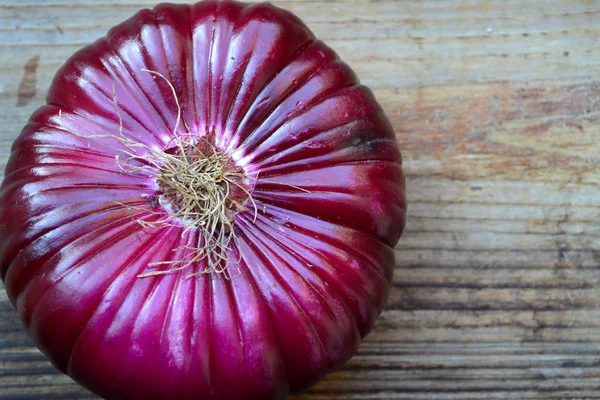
{"left": 1, "top": 0, "right": 600, "bottom": 399}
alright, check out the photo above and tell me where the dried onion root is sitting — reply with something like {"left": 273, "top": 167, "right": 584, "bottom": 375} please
{"left": 59, "top": 70, "right": 258, "bottom": 279}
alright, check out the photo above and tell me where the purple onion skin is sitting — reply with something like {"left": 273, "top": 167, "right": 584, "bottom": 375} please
{"left": 0, "top": 1, "right": 406, "bottom": 399}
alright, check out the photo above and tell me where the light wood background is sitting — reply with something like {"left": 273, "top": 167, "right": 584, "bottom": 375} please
{"left": 1, "top": 0, "right": 600, "bottom": 399}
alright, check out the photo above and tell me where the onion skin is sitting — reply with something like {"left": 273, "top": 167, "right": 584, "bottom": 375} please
{"left": 0, "top": 1, "right": 406, "bottom": 399}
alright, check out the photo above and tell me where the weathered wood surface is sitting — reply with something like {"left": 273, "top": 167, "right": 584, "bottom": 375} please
{"left": 1, "top": 0, "right": 600, "bottom": 399}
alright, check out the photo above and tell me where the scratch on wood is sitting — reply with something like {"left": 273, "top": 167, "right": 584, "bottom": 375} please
{"left": 16, "top": 55, "right": 40, "bottom": 107}
{"left": 406, "top": 32, "right": 424, "bottom": 49}
{"left": 55, "top": 24, "right": 64, "bottom": 34}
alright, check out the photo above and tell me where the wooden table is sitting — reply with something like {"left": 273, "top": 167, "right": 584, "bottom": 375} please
{"left": 1, "top": 0, "right": 599, "bottom": 399}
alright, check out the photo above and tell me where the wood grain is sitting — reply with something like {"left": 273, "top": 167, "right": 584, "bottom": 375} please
{"left": 1, "top": 0, "right": 599, "bottom": 399}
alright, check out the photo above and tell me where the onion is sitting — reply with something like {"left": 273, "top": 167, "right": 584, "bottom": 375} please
{"left": 0, "top": 1, "right": 406, "bottom": 399}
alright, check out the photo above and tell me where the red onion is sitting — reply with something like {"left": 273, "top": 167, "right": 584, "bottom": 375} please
{"left": 0, "top": 1, "right": 406, "bottom": 399}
